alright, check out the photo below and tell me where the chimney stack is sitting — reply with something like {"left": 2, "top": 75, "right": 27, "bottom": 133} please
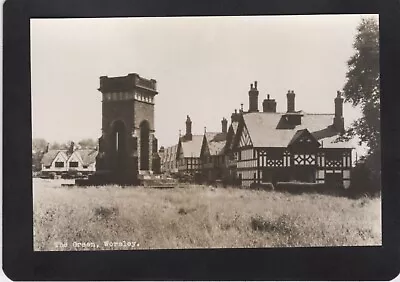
{"left": 221, "top": 118, "right": 228, "bottom": 133}
{"left": 333, "top": 91, "right": 345, "bottom": 132}
{"left": 262, "top": 94, "right": 277, "bottom": 113}
{"left": 231, "top": 109, "right": 240, "bottom": 123}
{"left": 287, "top": 90, "right": 296, "bottom": 113}
{"left": 185, "top": 115, "right": 192, "bottom": 140}
{"left": 240, "top": 103, "right": 244, "bottom": 113}
{"left": 68, "top": 141, "right": 76, "bottom": 154}
{"left": 248, "top": 81, "right": 259, "bottom": 112}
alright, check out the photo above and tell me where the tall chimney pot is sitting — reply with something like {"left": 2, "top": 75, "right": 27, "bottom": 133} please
{"left": 286, "top": 90, "right": 296, "bottom": 113}
{"left": 248, "top": 81, "right": 259, "bottom": 112}
{"left": 185, "top": 116, "right": 192, "bottom": 140}
{"left": 221, "top": 118, "right": 228, "bottom": 134}
{"left": 333, "top": 90, "right": 344, "bottom": 132}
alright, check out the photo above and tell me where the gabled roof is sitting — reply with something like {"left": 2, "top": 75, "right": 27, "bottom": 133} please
{"left": 231, "top": 121, "right": 239, "bottom": 135}
{"left": 209, "top": 141, "right": 227, "bottom": 156}
{"left": 160, "top": 144, "right": 178, "bottom": 163}
{"left": 241, "top": 112, "right": 354, "bottom": 148}
{"left": 205, "top": 132, "right": 218, "bottom": 141}
{"left": 41, "top": 150, "right": 69, "bottom": 166}
{"left": 223, "top": 121, "right": 240, "bottom": 153}
{"left": 203, "top": 131, "right": 227, "bottom": 156}
{"left": 180, "top": 135, "right": 203, "bottom": 158}
{"left": 287, "top": 129, "right": 321, "bottom": 147}
{"left": 75, "top": 149, "right": 98, "bottom": 166}
{"left": 42, "top": 149, "right": 98, "bottom": 167}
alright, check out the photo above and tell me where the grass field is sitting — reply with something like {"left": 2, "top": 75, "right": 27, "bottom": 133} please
{"left": 33, "top": 178, "right": 381, "bottom": 251}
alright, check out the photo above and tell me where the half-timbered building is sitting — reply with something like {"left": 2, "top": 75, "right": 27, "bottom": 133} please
{"left": 200, "top": 118, "right": 228, "bottom": 182}
{"left": 222, "top": 110, "right": 241, "bottom": 184}
{"left": 176, "top": 116, "right": 203, "bottom": 174}
{"left": 232, "top": 81, "right": 354, "bottom": 188}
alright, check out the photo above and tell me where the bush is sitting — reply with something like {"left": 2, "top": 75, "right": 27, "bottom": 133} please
{"left": 349, "top": 162, "right": 381, "bottom": 197}
{"left": 174, "top": 172, "right": 195, "bottom": 183}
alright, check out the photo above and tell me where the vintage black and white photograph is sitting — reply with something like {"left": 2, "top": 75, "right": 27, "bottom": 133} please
{"left": 31, "top": 15, "right": 381, "bottom": 251}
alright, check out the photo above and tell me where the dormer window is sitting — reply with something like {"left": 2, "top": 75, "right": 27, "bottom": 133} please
{"left": 285, "top": 114, "right": 302, "bottom": 126}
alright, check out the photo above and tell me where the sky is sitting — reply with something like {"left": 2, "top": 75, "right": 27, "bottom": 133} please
{"left": 31, "top": 14, "right": 378, "bottom": 151}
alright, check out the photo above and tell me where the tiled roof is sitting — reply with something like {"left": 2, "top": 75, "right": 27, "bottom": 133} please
{"left": 205, "top": 132, "right": 227, "bottom": 142}
{"left": 76, "top": 149, "right": 98, "bottom": 166}
{"left": 41, "top": 149, "right": 98, "bottom": 167}
{"left": 203, "top": 131, "right": 227, "bottom": 156}
{"left": 181, "top": 135, "right": 203, "bottom": 158}
{"left": 160, "top": 144, "right": 178, "bottom": 163}
{"left": 209, "top": 140, "right": 227, "bottom": 156}
{"left": 242, "top": 112, "right": 355, "bottom": 148}
{"left": 205, "top": 132, "right": 219, "bottom": 142}
{"left": 41, "top": 150, "right": 69, "bottom": 166}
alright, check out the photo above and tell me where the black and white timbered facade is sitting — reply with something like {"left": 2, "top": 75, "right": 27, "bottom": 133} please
{"left": 200, "top": 122, "right": 228, "bottom": 182}
{"left": 231, "top": 83, "right": 354, "bottom": 189}
{"left": 175, "top": 115, "right": 203, "bottom": 174}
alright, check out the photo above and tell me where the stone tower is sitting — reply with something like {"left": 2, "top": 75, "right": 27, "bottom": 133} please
{"left": 96, "top": 73, "right": 158, "bottom": 179}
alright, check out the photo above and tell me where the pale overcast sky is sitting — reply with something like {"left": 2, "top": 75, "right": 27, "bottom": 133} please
{"left": 31, "top": 14, "right": 378, "bottom": 149}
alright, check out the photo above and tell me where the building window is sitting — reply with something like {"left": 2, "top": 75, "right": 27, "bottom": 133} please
{"left": 45, "top": 165, "right": 51, "bottom": 169}
{"left": 55, "top": 162, "right": 64, "bottom": 168}
{"left": 69, "top": 161, "right": 79, "bottom": 168}
{"left": 83, "top": 165, "right": 88, "bottom": 169}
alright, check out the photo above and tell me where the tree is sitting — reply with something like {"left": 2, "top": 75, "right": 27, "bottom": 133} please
{"left": 32, "top": 138, "right": 48, "bottom": 171}
{"left": 341, "top": 17, "right": 380, "bottom": 192}
{"left": 78, "top": 138, "right": 97, "bottom": 149}
{"left": 49, "top": 142, "right": 65, "bottom": 150}
{"left": 32, "top": 138, "right": 48, "bottom": 153}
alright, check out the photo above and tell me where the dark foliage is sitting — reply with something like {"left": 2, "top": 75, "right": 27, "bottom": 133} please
{"left": 349, "top": 160, "right": 381, "bottom": 198}
{"left": 340, "top": 17, "right": 380, "bottom": 193}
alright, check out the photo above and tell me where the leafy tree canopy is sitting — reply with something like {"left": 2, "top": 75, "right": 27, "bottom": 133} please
{"left": 342, "top": 17, "right": 380, "bottom": 158}
{"left": 78, "top": 138, "right": 97, "bottom": 149}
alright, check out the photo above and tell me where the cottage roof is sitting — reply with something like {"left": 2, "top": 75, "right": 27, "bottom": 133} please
{"left": 242, "top": 112, "right": 354, "bottom": 148}
{"left": 209, "top": 140, "right": 227, "bottom": 156}
{"left": 161, "top": 144, "right": 178, "bottom": 163}
{"left": 41, "top": 150, "right": 69, "bottom": 166}
{"left": 75, "top": 149, "right": 98, "bottom": 166}
{"left": 180, "top": 135, "right": 203, "bottom": 158}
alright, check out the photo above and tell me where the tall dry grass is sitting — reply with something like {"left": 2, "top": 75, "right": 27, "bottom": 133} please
{"left": 33, "top": 178, "right": 381, "bottom": 251}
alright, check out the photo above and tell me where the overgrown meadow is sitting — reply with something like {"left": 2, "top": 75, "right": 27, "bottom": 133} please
{"left": 33, "top": 178, "right": 381, "bottom": 251}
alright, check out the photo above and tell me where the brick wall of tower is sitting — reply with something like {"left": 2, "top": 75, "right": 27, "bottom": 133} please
{"left": 149, "top": 134, "right": 154, "bottom": 171}
{"left": 136, "top": 130, "right": 155, "bottom": 172}
{"left": 133, "top": 99, "right": 155, "bottom": 172}
{"left": 102, "top": 100, "right": 135, "bottom": 136}
{"left": 134, "top": 101, "right": 155, "bottom": 130}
